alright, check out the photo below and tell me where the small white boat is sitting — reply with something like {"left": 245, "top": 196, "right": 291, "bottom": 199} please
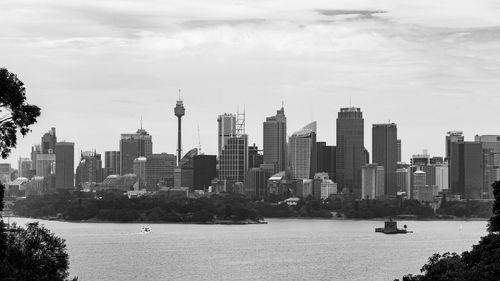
{"left": 140, "top": 226, "right": 151, "bottom": 234}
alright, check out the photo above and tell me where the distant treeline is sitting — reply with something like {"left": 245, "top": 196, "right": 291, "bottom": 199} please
{"left": 11, "top": 191, "right": 493, "bottom": 223}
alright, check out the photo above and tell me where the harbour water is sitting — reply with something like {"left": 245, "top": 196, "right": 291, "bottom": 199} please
{"left": 9, "top": 217, "right": 487, "bottom": 281}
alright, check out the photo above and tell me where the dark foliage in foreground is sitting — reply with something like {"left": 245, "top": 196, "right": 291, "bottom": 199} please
{"left": 398, "top": 181, "right": 500, "bottom": 281}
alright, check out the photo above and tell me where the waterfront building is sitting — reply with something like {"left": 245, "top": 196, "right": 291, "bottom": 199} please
{"left": 450, "top": 141, "right": 483, "bottom": 199}
{"left": 372, "top": 123, "right": 398, "bottom": 197}
{"left": 288, "top": 122, "right": 317, "bottom": 179}
{"left": 297, "top": 179, "right": 313, "bottom": 198}
{"left": 475, "top": 135, "right": 500, "bottom": 199}
{"left": 361, "top": 164, "right": 384, "bottom": 199}
{"left": 263, "top": 107, "right": 287, "bottom": 172}
{"left": 336, "top": 107, "right": 365, "bottom": 198}
{"left": 193, "top": 154, "right": 217, "bottom": 191}
{"left": 75, "top": 151, "right": 103, "bottom": 187}
{"left": 55, "top": 142, "right": 74, "bottom": 189}
{"left": 35, "top": 154, "right": 55, "bottom": 177}
{"left": 41, "top": 127, "right": 57, "bottom": 154}
{"left": 119, "top": 128, "right": 152, "bottom": 175}
{"left": 313, "top": 173, "right": 337, "bottom": 199}
{"left": 105, "top": 151, "right": 121, "bottom": 176}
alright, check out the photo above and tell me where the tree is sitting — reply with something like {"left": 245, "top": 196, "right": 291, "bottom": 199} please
{"left": 0, "top": 67, "right": 41, "bottom": 158}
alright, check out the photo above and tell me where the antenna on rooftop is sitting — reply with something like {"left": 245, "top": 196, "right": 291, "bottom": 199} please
{"left": 140, "top": 115, "right": 143, "bottom": 130}
{"left": 197, "top": 125, "right": 202, "bottom": 154}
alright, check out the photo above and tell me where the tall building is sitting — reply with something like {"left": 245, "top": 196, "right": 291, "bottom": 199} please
{"left": 450, "top": 141, "right": 483, "bottom": 199}
{"left": 193, "top": 155, "right": 217, "bottom": 190}
{"left": 248, "top": 144, "right": 263, "bottom": 169}
{"left": 120, "top": 128, "right": 152, "bottom": 175}
{"left": 146, "top": 153, "right": 176, "bottom": 191}
{"left": 397, "top": 139, "right": 402, "bottom": 162}
{"left": 0, "top": 163, "right": 11, "bottom": 184}
{"left": 446, "top": 131, "right": 464, "bottom": 160}
{"left": 217, "top": 114, "right": 236, "bottom": 160}
{"left": 263, "top": 107, "right": 287, "bottom": 172}
{"left": 41, "top": 127, "right": 57, "bottom": 154}
{"left": 245, "top": 167, "right": 272, "bottom": 198}
{"left": 174, "top": 98, "right": 185, "bottom": 163}
{"left": 396, "top": 168, "right": 411, "bottom": 195}
{"left": 475, "top": 135, "right": 500, "bottom": 199}
{"left": 133, "top": 157, "right": 147, "bottom": 189}
{"left": 361, "top": 164, "right": 385, "bottom": 199}
{"left": 18, "top": 157, "right": 32, "bottom": 179}
{"left": 288, "top": 122, "right": 317, "bottom": 179}
{"left": 219, "top": 135, "right": 248, "bottom": 183}
{"left": 313, "top": 173, "right": 337, "bottom": 199}
{"left": 316, "top": 142, "right": 336, "bottom": 182}
{"left": 75, "top": 151, "right": 103, "bottom": 187}
{"left": 55, "top": 142, "right": 74, "bottom": 189}
{"left": 336, "top": 107, "right": 365, "bottom": 197}
{"left": 174, "top": 148, "right": 197, "bottom": 189}
{"left": 36, "top": 154, "right": 56, "bottom": 177}
{"left": 105, "top": 151, "right": 121, "bottom": 176}
{"left": 372, "top": 123, "right": 398, "bottom": 197}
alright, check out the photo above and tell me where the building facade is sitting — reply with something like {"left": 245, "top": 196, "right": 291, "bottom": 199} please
{"left": 263, "top": 107, "right": 287, "bottom": 172}
{"left": 120, "top": 128, "right": 152, "bottom": 175}
{"left": 288, "top": 122, "right": 317, "bottom": 179}
{"left": 361, "top": 164, "right": 384, "bottom": 199}
{"left": 372, "top": 123, "right": 398, "bottom": 197}
{"left": 55, "top": 142, "right": 74, "bottom": 189}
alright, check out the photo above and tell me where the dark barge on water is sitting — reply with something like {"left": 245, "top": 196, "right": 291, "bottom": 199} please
{"left": 375, "top": 219, "right": 412, "bottom": 234}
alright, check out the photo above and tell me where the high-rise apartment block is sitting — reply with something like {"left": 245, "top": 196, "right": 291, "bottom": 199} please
{"left": 336, "top": 107, "right": 365, "bottom": 197}
{"left": 263, "top": 107, "right": 287, "bottom": 173}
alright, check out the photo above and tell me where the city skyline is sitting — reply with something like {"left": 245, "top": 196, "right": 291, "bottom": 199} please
{"left": 2, "top": 0, "right": 500, "bottom": 169}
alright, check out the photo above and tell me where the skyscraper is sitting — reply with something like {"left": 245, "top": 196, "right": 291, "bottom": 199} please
{"left": 248, "top": 144, "right": 263, "bottom": 169}
{"left": 146, "top": 153, "right": 176, "bottom": 191}
{"left": 18, "top": 157, "right": 32, "bottom": 179}
{"left": 104, "top": 151, "right": 121, "bottom": 175}
{"left": 372, "top": 123, "right": 398, "bottom": 196}
{"left": 36, "top": 154, "right": 55, "bottom": 177}
{"left": 120, "top": 128, "right": 152, "bottom": 175}
{"left": 336, "top": 107, "right": 365, "bottom": 197}
{"left": 217, "top": 113, "right": 236, "bottom": 160}
{"left": 219, "top": 135, "right": 248, "bottom": 183}
{"left": 450, "top": 141, "right": 483, "bottom": 199}
{"left": 397, "top": 139, "right": 402, "bottom": 162}
{"left": 316, "top": 142, "right": 336, "bottom": 182}
{"left": 361, "top": 164, "right": 385, "bottom": 199}
{"left": 41, "top": 127, "right": 57, "bottom": 154}
{"left": 263, "top": 107, "right": 287, "bottom": 172}
{"left": 193, "top": 154, "right": 217, "bottom": 191}
{"left": 55, "top": 142, "right": 74, "bottom": 189}
{"left": 446, "top": 131, "right": 464, "bottom": 160}
{"left": 474, "top": 135, "right": 500, "bottom": 199}
{"left": 75, "top": 151, "right": 103, "bottom": 187}
{"left": 288, "top": 122, "right": 317, "bottom": 179}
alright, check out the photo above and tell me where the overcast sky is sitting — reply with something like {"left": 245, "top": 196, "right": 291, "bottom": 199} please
{"left": 2, "top": 0, "right": 500, "bottom": 169}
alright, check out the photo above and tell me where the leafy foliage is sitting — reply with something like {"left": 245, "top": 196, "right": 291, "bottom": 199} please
{"left": 400, "top": 181, "right": 500, "bottom": 281}
{"left": 0, "top": 68, "right": 41, "bottom": 159}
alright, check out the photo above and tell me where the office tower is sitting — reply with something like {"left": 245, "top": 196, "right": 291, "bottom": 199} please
{"left": 145, "top": 153, "right": 176, "bottom": 191}
{"left": 313, "top": 173, "right": 337, "bottom": 199}
{"left": 248, "top": 144, "right": 264, "bottom": 169}
{"left": 174, "top": 98, "right": 185, "bottom": 163}
{"left": 397, "top": 139, "right": 402, "bottom": 162}
{"left": 316, "top": 142, "right": 336, "bottom": 182}
{"left": 31, "top": 144, "right": 41, "bottom": 169}
{"left": 245, "top": 168, "right": 271, "bottom": 198}
{"left": 193, "top": 154, "right": 217, "bottom": 190}
{"left": 217, "top": 113, "right": 236, "bottom": 160}
{"left": 18, "top": 157, "right": 32, "bottom": 178}
{"left": 263, "top": 107, "right": 287, "bottom": 172}
{"left": 396, "top": 168, "right": 411, "bottom": 195}
{"left": 133, "top": 157, "right": 147, "bottom": 189}
{"left": 55, "top": 142, "right": 74, "bottom": 189}
{"left": 36, "top": 154, "right": 56, "bottom": 177}
{"left": 361, "top": 164, "right": 385, "bottom": 199}
{"left": 446, "top": 131, "right": 464, "bottom": 160}
{"left": 219, "top": 112, "right": 248, "bottom": 184}
{"left": 435, "top": 165, "right": 449, "bottom": 192}
{"left": 411, "top": 150, "right": 430, "bottom": 166}
{"left": 120, "top": 128, "right": 153, "bottom": 175}
{"left": 288, "top": 122, "right": 317, "bottom": 179}
{"left": 0, "top": 163, "right": 11, "bottom": 184}
{"left": 75, "top": 151, "right": 103, "bottom": 187}
{"left": 450, "top": 141, "right": 483, "bottom": 199}
{"left": 336, "top": 107, "right": 365, "bottom": 197}
{"left": 372, "top": 123, "right": 398, "bottom": 197}
{"left": 174, "top": 148, "right": 197, "bottom": 189}
{"left": 105, "top": 151, "right": 121, "bottom": 176}
{"left": 475, "top": 135, "right": 500, "bottom": 199}
{"left": 41, "top": 127, "right": 57, "bottom": 154}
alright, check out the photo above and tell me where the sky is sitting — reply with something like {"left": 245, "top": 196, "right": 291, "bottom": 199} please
{"left": 2, "top": 0, "right": 500, "bottom": 169}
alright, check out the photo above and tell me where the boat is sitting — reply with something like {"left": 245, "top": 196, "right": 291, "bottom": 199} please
{"left": 375, "top": 218, "right": 412, "bottom": 234}
{"left": 140, "top": 226, "right": 151, "bottom": 234}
